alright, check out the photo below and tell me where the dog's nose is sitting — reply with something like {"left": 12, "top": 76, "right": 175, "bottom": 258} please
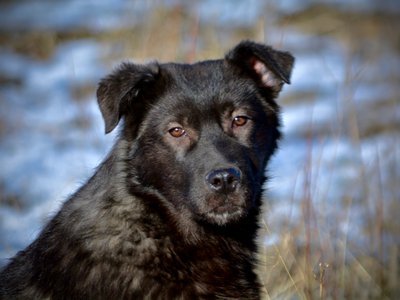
{"left": 206, "top": 168, "right": 241, "bottom": 193}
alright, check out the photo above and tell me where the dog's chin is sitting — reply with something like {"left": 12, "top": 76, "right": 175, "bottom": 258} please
{"left": 203, "top": 205, "right": 246, "bottom": 226}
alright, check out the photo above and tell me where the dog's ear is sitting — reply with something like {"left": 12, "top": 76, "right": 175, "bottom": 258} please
{"left": 97, "top": 62, "right": 160, "bottom": 134}
{"left": 225, "top": 41, "right": 294, "bottom": 96}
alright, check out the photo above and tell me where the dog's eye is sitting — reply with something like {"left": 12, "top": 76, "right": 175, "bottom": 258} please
{"left": 168, "top": 127, "right": 186, "bottom": 138}
{"left": 232, "top": 116, "right": 249, "bottom": 128}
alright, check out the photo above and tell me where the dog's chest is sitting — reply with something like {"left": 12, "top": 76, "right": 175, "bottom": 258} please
{"left": 111, "top": 237, "right": 259, "bottom": 298}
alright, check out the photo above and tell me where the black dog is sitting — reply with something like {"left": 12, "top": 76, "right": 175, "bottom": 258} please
{"left": 0, "top": 41, "right": 294, "bottom": 299}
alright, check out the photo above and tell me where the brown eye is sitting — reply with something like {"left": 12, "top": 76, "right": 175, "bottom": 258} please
{"left": 168, "top": 127, "right": 186, "bottom": 138}
{"left": 232, "top": 116, "right": 249, "bottom": 128}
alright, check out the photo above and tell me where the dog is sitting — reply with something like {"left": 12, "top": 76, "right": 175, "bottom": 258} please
{"left": 0, "top": 40, "right": 294, "bottom": 299}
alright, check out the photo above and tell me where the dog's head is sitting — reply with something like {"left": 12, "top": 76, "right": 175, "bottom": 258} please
{"left": 97, "top": 41, "right": 294, "bottom": 226}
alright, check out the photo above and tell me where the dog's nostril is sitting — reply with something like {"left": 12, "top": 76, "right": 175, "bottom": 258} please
{"left": 212, "top": 178, "right": 223, "bottom": 188}
{"left": 206, "top": 168, "right": 241, "bottom": 193}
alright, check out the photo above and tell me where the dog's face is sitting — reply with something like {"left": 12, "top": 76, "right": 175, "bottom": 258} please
{"left": 97, "top": 41, "right": 294, "bottom": 226}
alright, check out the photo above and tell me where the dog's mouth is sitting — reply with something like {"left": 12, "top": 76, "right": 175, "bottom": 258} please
{"left": 192, "top": 183, "right": 251, "bottom": 226}
{"left": 204, "top": 204, "right": 245, "bottom": 225}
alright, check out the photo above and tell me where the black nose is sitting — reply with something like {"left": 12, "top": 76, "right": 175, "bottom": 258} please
{"left": 206, "top": 168, "right": 241, "bottom": 193}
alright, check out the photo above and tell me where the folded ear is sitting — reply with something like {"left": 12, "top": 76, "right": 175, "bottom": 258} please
{"left": 97, "top": 62, "right": 160, "bottom": 134}
{"left": 225, "top": 40, "right": 294, "bottom": 96}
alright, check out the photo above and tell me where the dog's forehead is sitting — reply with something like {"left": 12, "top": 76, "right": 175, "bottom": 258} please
{"left": 165, "top": 60, "right": 226, "bottom": 91}
{"left": 158, "top": 60, "right": 257, "bottom": 111}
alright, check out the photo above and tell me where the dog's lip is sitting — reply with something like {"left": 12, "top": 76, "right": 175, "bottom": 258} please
{"left": 208, "top": 204, "right": 243, "bottom": 215}
{"left": 205, "top": 205, "right": 244, "bottom": 224}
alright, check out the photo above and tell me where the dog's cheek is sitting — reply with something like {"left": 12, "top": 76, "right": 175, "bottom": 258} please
{"left": 164, "top": 135, "right": 191, "bottom": 159}
{"left": 163, "top": 129, "right": 198, "bottom": 161}
{"left": 134, "top": 137, "right": 191, "bottom": 203}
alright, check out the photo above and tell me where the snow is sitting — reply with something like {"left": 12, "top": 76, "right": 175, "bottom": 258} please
{"left": 0, "top": 38, "right": 116, "bottom": 259}
{"left": 0, "top": 0, "right": 149, "bottom": 31}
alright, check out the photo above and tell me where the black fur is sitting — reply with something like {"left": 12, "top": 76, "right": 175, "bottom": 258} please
{"left": 0, "top": 41, "right": 294, "bottom": 299}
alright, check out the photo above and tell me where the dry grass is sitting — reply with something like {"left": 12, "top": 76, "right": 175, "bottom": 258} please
{"left": 257, "top": 29, "right": 399, "bottom": 298}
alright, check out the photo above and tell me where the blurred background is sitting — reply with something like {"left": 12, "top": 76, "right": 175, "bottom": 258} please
{"left": 0, "top": 0, "right": 398, "bottom": 298}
